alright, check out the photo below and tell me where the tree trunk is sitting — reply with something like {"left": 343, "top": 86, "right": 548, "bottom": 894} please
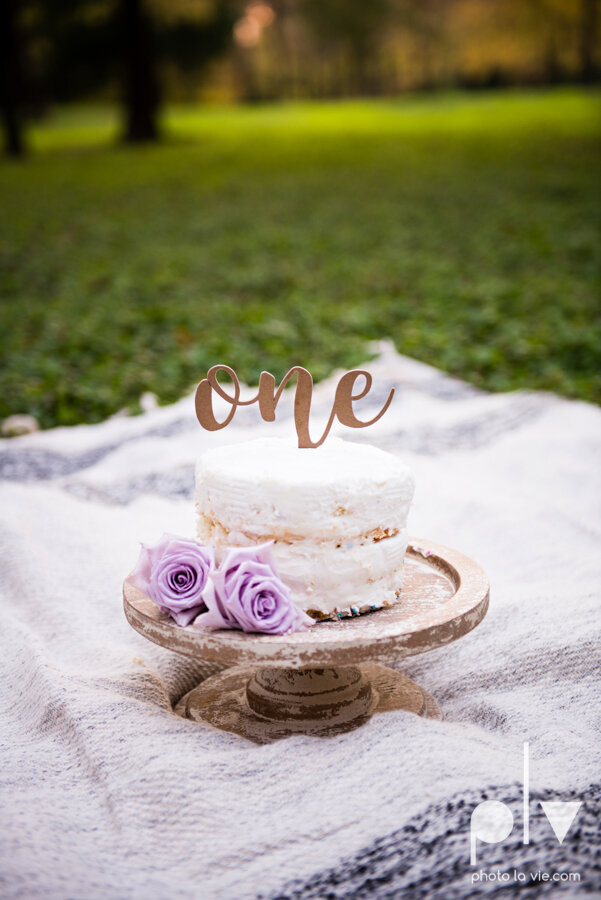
{"left": 0, "top": 0, "right": 26, "bottom": 157}
{"left": 121, "top": 0, "right": 160, "bottom": 142}
{"left": 579, "top": 0, "right": 599, "bottom": 84}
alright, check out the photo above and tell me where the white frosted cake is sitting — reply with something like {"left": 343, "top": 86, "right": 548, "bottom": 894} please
{"left": 195, "top": 437, "right": 415, "bottom": 620}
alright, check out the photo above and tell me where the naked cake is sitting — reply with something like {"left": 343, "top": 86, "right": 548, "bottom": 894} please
{"left": 195, "top": 436, "right": 415, "bottom": 620}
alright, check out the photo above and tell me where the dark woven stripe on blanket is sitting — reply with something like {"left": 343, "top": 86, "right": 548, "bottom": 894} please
{"left": 266, "top": 784, "right": 600, "bottom": 900}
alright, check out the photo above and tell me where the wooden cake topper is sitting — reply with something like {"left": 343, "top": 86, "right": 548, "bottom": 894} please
{"left": 195, "top": 365, "right": 394, "bottom": 448}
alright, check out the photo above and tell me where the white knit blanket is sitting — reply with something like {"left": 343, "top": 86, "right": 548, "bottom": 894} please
{"left": 1, "top": 347, "right": 600, "bottom": 899}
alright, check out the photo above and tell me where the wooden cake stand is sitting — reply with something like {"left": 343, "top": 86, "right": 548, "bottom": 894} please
{"left": 123, "top": 539, "right": 489, "bottom": 744}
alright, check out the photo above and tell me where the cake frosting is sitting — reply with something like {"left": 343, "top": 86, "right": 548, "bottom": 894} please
{"left": 195, "top": 436, "right": 415, "bottom": 619}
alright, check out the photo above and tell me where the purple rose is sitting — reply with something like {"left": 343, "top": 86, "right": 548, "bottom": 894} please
{"left": 195, "top": 543, "right": 313, "bottom": 635}
{"left": 126, "top": 533, "right": 214, "bottom": 626}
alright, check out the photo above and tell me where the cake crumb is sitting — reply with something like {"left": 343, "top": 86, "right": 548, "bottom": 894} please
{"left": 306, "top": 609, "right": 330, "bottom": 620}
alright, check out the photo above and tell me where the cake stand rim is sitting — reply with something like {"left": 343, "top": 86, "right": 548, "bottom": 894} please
{"left": 123, "top": 537, "right": 489, "bottom": 667}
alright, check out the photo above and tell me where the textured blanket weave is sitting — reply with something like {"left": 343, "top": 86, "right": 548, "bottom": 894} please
{"left": 1, "top": 348, "right": 600, "bottom": 899}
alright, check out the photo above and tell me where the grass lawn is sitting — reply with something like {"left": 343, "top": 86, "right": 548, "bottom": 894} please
{"left": 1, "top": 89, "right": 600, "bottom": 429}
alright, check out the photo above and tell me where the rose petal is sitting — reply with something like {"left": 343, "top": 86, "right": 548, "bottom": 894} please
{"left": 128, "top": 534, "right": 215, "bottom": 625}
{"left": 209, "top": 546, "right": 314, "bottom": 635}
{"left": 125, "top": 542, "right": 154, "bottom": 595}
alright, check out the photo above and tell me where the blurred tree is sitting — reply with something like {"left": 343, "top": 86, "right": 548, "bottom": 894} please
{"left": 514, "top": 0, "right": 600, "bottom": 83}
{"left": 3, "top": 0, "right": 234, "bottom": 148}
{"left": 300, "top": 0, "right": 393, "bottom": 94}
{"left": 0, "top": 0, "right": 27, "bottom": 156}
{"left": 54, "top": 0, "right": 234, "bottom": 140}
{"left": 121, "top": 0, "right": 160, "bottom": 141}
{"left": 579, "top": 0, "right": 599, "bottom": 82}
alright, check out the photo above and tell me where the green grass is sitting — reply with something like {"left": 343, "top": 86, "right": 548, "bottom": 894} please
{"left": 1, "top": 89, "right": 600, "bottom": 428}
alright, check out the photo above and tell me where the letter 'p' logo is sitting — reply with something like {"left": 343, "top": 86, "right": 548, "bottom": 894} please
{"left": 470, "top": 800, "right": 514, "bottom": 864}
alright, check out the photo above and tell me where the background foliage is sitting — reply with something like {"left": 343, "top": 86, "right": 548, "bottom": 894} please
{"left": 1, "top": 89, "right": 599, "bottom": 428}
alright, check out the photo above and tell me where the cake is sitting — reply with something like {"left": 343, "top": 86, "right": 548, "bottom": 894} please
{"left": 195, "top": 436, "right": 415, "bottom": 620}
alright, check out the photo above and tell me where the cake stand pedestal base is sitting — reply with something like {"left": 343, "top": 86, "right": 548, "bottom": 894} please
{"left": 174, "top": 664, "right": 441, "bottom": 744}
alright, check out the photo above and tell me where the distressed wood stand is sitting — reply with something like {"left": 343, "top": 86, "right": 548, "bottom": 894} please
{"left": 124, "top": 539, "right": 489, "bottom": 744}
